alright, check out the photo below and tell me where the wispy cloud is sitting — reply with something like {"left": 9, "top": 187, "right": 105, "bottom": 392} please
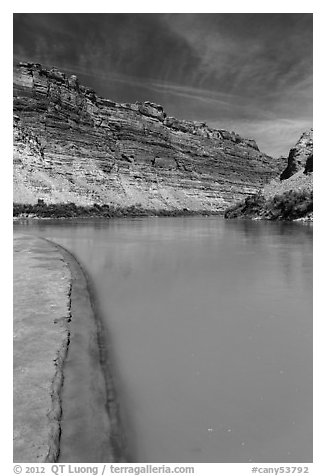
{"left": 209, "top": 117, "right": 313, "bottom": 157}
{"left": 13, "top": 13, "right": 312, "bottom": 157}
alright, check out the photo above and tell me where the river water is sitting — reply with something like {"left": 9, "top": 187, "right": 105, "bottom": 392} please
{"left": 13, "top": 217, "right": 313, "bottom": 463}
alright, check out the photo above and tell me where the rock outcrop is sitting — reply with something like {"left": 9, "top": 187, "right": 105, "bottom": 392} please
{"left": 13, "top": 62, "right": 283, "bottom": 213}
{"left": 280, "top": 129, "right": 313, "bottom": 180}
{"left": 225, "top": 129, "right": 313, "bottom": 221}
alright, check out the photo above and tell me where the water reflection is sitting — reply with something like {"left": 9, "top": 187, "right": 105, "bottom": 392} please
{"left": 14, "top": 217, "right": 312, "bottom": 462}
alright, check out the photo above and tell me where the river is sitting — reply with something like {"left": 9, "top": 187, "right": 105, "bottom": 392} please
{"left": 13, "top": 217, "right": 313, "bottom": 463}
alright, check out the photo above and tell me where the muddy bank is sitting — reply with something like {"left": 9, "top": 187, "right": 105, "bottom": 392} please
{"left": 13, "top": 235, "right": 71, "bottom": 462}
{"left": 50, "top": 240, "right": 127, "bottom": 463}
{"left": 13, "top": 234, "right": 126, "bottom": 463}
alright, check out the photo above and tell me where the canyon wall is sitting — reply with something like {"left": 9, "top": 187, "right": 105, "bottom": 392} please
{"left": 280, "top": 129, "right": 313, "bottom": 180}
{"left": 13, "top": 62, "right": 284, "bottom": 212}
{"left": 225, "top": 129, "right": 313, "bottom": 220}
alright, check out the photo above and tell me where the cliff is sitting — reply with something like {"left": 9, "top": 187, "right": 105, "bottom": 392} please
{"left": 280, "top": 129, "right": 313, "bottom": 180}
{"left": 225, "top": 129, "right": 313, "bottom": 221}
{"left": 13, "top": 62, "right": 283, "bottom": 214}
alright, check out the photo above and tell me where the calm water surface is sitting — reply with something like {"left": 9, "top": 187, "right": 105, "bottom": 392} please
{"left": 14, "top": 217, "right": 313, "bottom": 462}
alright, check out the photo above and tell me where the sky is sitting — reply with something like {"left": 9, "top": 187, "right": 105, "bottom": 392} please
{"left": 13, "top": 13, "right": 313, "bottom": 157}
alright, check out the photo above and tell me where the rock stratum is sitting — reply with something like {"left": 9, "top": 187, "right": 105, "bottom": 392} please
{"left": 14, "top": 62, "right": 284, "bottom": 214}
{"left": 225, "top": 129, "right": 313, "bottom": 221}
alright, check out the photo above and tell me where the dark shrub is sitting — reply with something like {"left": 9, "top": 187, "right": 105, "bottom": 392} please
{"left": 225, "top": 189, "right": 312, "bottom": 220}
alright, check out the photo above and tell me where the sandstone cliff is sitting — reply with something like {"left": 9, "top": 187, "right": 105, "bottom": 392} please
{"left": 13, "top": 62, "right": 283, "bottom": 213}
{"left": 225, "top": 129, "right": 313, "bottom": 220}
{"left": 280, "top": 129, "right": 313, "bottom": 180}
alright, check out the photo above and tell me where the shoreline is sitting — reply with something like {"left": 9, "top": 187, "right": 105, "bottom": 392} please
{"left": 48, "top": 239, "right": 128, "bottom": 463}
{"left": 13, "top": 202, "right": 224, "bottom": 220}
{"left": 13, "top": 235, "right": 71, "bottom": 462}
{"left": 13, "top": 235, "right": 126, "bottom": 463}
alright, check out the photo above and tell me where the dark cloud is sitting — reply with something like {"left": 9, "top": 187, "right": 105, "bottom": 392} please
{"left": 13, "top": 13, "right": 312, "bottom": 157}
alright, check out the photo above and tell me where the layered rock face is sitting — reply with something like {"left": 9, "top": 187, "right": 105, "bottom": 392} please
{"left": 264, "top": 129, "right": 313, "bottom": 198}
{"left": 225, "top": 129, "right": 313, "bottom": 220}
{"left": 280, "top": 129, "right": 313, "bottom": 180}
{"left": 14, "top": 62, "right": 283, "bottom": 212}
